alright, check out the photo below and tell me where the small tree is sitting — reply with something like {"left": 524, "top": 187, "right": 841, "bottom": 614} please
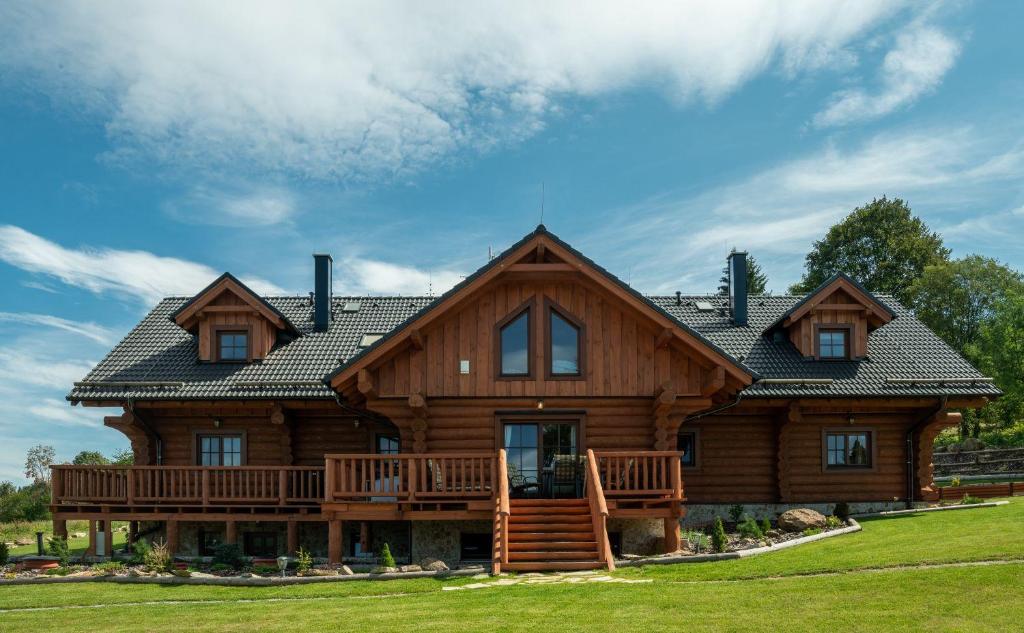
{"left": 718, "top": 251, "right": 769, "bottom": 295}
{"left": 111, "top": 448, "right": 135, "bottom": 465}
{"left": 24, "top": 445, "right": 56, "bottom": 484}
{"left": 380, "top": 543, "right": 396, "bottom": 568}
{"left": 48, "top": 536, "right": 71, "bottom": 567}
{"left": 711, "top": 518, "right": 728, "bottom": 553}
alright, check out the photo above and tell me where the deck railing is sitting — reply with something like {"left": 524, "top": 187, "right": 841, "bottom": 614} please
{"left": 592, "top": 451, "right": 683, "bottom": 499}
{"left": 51, "top": 465, "right": 325, "bottom": 506}
{"left": 324, "top": 453, "right": 497, "bottom": 503}
{"left": 584, "top": 449, "right": 614, "bottom": 570}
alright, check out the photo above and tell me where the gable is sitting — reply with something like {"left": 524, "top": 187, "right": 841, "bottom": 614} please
{"left": 328, "top": 226, "right": 754, "bottom": 398}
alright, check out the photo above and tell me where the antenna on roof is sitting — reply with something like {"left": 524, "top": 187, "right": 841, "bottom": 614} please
{"left": 540, "top": 181, "right": 545, "bottom": 225}
{"left": 428, "top": 271, "right": 433, "bottom": 298}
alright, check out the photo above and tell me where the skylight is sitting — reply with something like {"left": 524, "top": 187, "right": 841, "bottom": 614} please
{"left": 341, "top": 301, "right": 361, "bottom": 313}
{"left": 694, "top": 301, "right": 716, "bottom": 311}
{"left": 359, "top": 333, "right": 384, "bottom": 347}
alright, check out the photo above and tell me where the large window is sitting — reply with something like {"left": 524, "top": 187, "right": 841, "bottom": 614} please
{"left": 198, "top": 434, "right": 242, "bottom": 466}
{"left": 549, "top": 310, "right": 581, "bottom": 376}
{"left": 217, "top": 330, "right": 248, "bottom": 361}
{"left": 825, "top": 431, "right": 871, "bottom": 469}
{"left": 499, "top": 309, "right": 531, "bottom": 376}
{"left": 678, "top": 431, "right": 698, "bottom": 468}
{"left": 376, "top": 434, "right": 400, "bottom": 455}
{"left": 818, "top": 328, "right": 849, "bottom": 359}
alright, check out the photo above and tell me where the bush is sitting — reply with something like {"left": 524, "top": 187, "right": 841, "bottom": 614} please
{"left": 0, "top": 541, "right": 8, "bottom": 565}
{"left": 727, "top": 504, "right": 744, "bottom": 524}
{"left": 47, "top": 536, "right": 71, "bottom": 567}
{"left": 683, "top": 529, "right": 709, "bottom": 554}
{"left": 737, "top": 516, "right": 763, "bottom": 540}
{"left": 92, "top": 561, "right": 125, "bottom": 575}
{"left": 833, "top": 502, "right": 850, "bottom": 521}
{"left": 209, "top": 563, "right": 234, "bottom": 573}
{"left": 802, "top": 527, "right": 823, "bottom": 537}
{"left": 759, "top": 518, "right": 772, "bottom": 534}
{"left": 212, "top": 543, "right": 245, "bottom": 570}
{"left": 296, "top": 547, "right": 313, "bottom": 575}
{"left": 961, "top": 494, "right": 984, "bottom": 505}
{"left": 950, "top": 476, "right": 962, "bottom": 487}
{"left": 144, "top": 539, "right": 172, "bottom": 572}
{"left": 130, "top": 539, "right": 151, "bottom": 565}
{"left": 380, "top": 543, "right": 396, "bottom": 568}
{"left": 825, "top": 515, "right": 843, "bottom": 529}
{"left": 253, "top": 565, "right": 279, "bottom": 575}
{"left": 711, "top": 517, "right": 728, "bottom": 553}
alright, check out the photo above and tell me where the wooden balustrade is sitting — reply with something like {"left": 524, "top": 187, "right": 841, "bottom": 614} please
{"left": 584, "top": 449, "right": 614, "bottom": 571}
{"left": 324, "top": 453, "right": 497, "bottom": 503}
{"left": 51, "top": 465, "right": 324, "bottom": 507}
{"left": 592, "top": 451, "right": 684, "bottom": 499}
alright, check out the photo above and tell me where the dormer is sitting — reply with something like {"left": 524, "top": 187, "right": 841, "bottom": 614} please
{"left": 170, "top": 273, "right": 297, "bottom": 363}
{"left": 769, "top": 273, "right": 895, "bottom": 360}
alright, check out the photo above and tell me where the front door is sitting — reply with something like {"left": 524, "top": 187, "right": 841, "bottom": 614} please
{"left": 503, "top": 421, "right": 580, "bottom": 498}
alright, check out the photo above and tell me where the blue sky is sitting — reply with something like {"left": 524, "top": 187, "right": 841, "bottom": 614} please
{"left": 0, "top": 1, "right": 1022, "bottom": 483}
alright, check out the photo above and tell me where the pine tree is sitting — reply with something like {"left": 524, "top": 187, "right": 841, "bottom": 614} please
{"left": 718, "top": 252, "right": 769, "bottom": 295}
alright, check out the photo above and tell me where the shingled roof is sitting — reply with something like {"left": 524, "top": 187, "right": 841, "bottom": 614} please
{"left": 67, "top": 289, "right": 1000, "bottom": 403}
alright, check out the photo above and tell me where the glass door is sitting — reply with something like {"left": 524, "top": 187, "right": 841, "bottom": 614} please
{"left": 503, "top": 421, "right": 579, "bottom": 498}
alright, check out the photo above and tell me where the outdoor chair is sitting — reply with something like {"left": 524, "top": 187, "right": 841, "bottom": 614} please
{"left": 507, "top": 462, "right": 541, "bottom": 498}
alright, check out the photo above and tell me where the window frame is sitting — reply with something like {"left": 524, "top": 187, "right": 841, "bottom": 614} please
{"left": 677, "top": 428, "right": 701, "bottom": 470}
{"left": 494, "top": 297, "right": 535, "bottom": 380}
{"left": 543, "top": 298, "right": 586, "bottom": 381}
{"left": 375, "top": 433, "right": 401, "bottom": 455}
{"left": 193, "top": 431, "right": 247, "bottom": 466}
{"left": 213, "top": 325, "right": 252, "bottom": 363}
{"left": 821, "top": 427, "right": 876, "bottom": 472}
{"left": 814, "top": 323, "right": 853, "bottom": 360}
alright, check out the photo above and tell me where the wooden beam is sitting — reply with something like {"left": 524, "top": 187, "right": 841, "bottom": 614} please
{"left": 357, "top": 369, "right": 377, "bottom": 400}
{"left": 536, "top": 243, "right": 546, "bottom": 261}
{"left": 409, "top": 328, "right": 425, "bottom": 351}
{"left": 811, "top": 304, "right": 870, "bottom": 312}
{"left": 328, "top": 520, "right": 343, "bottom": 564}
{"left": 776, "top": 402, "right": 799, "bottom": 503}
{"left": 270, "top": 404, "right": 286, "bottom": 425}
{"left": 652, "top": 381, "right": 677, "bottom": 417}
{"left": 700, "top": 366, "right": 726, "bottom": 398}
{"left": 166, "top": 520, "right": 179, "bottom": 556}
{"left": 409, "top": 391, "right": 429, "bottom": 453}
{"left": 225, "top": 520, "right": 237, "bottom": 544}
{"left": 408, "top": 392, "right": 428, "bottom": 418}
{"left": 287, "top": 521, "right": 299, "bottom": 556}
{"left": 655, "top": 327, "right": 674, "bottom": 350}
{"left": 505, "top": 263, "right": 576, "bottom": 273}
{"left": 663, "top": 518, "right": 681, "bottom": 554}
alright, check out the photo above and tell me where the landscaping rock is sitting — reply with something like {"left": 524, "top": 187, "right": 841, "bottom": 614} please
{"left": 14, "top": 537, "right": 33, "bottom": 546}
{"left": 398, "top": 564, "right": 422, "bottom": 573}
{"left": 778, "top": 508, "right": 827, "bottom": 532}
{"left": 71, "top": 532, "right": 87, "bottom": 539}
{"left": 372, "top": 566, "right": 398, "bottom": 574}
{"left": 420, "top": 557, "right": 449, "bottom": 572}
{"left": 171, "top": 569, "right": 191, "bottom": 578}
{"left": 338, "top": 565, "right": 354, "bottom": 576}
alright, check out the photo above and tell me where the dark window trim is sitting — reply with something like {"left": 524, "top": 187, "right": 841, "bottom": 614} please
{"left": 813, "top": 323, "right": 853, "bottom": 361}
{"left": 212, "top": 324, "right": 253, "bottom": 363}
{"left": 677, "top": 428, "right": 701, "bottom": 470}
{"left": 243, "top": 531, "right": 278, "bottom": 557}
{"left": 494, "top": 412, "right": 588, "bottom": 456}
{"left": 543, "top": 297, "right": 586, "bottom": 381}
{"left": 192, "top": 430, "right": 247, "bottom": 466}
{"left": 494, "top": 297, "right": 536, "bottom": 380}
{"left": 375, "top": 433, "right": 401, "bottom": 455}
{"left": 821, "top": 427, "right": 877, "bottom": 473}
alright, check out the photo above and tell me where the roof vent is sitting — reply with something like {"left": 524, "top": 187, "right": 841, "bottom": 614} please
{"left": 341, "top": 301, "right": 361, "bottom": 313}
{"left": 695, "top": 300, "right": 716, "bottom": 311}
{"left": 675, "top": 291, "right": 682, "bottom": 306}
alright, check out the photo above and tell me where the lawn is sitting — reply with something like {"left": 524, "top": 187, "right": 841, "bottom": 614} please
{"left": 1, "top": 499, "right": 1022, "bottom": 632}
{"left": 2, "top": 520, "right": 128, "bottom": 557}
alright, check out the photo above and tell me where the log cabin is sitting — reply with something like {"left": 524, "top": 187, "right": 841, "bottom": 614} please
{"left": 56, "top": 225, "right": 999, "bottom": 572}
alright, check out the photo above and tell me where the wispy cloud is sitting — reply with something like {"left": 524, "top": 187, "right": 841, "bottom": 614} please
{"left": 339, "top": 259, "right": 464, "bottom": 296}
{"left": 0, "top": 312, "right": 116, "bottom": 345}
{"left": 164, "top": 184, "right": 298, "bottom": 227}
{"left": 0, "top": 1, "right": 903, "bottom": 180}
{"left": 0, "top": 225, "right": 286, "bottom": 303}
{"left": 814, "top": 24, "right": 960, "bottom": 127}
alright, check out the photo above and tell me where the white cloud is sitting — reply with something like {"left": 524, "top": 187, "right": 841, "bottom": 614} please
{"left": 26, "top": 399, "right": 101, "bottom": 427}
{"left": 164, "top": 184, "right": 298, "bottom": 227}
{"left": 0, "top": 1, "right": 903, "bottom": 180}
{"left": 0, "top": 312, "right": 115, "bottom": 345}
{"left": 583, "top": 126, "right": 1024, "bottom": 293}
{"left": 339, "top": 259, "right": 464, "bottom": 296}
{"left": 0, "top": 348, "right": 96, "bottom": 390}
{"left": 814, "top": 25, "right": 960, "bottom": 127}
{"left": 0, "top": 225, "right": 286, "bottom": 304}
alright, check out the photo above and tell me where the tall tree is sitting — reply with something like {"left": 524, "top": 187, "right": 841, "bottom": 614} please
{"left": 718, "top": 252, "right": 769, "bottom": 295}
{"left": 111, "top": 448, "right": 135, "bottom": 465}
{"left": 908, "top": 256, "right": 1024, "bottom": 355}
{"left": 970, "top": 291, "right": 1024, "bottom": 433}
{"left": 72, "top": 451, "right": 111, "bottom": 465}
{"left": 789, "top": 197, "right": 949, "bottom": 305}
{"left": 24, "top": 444, "right": 55, "bottom": 484}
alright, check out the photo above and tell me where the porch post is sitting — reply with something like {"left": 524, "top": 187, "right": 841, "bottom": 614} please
{"left": 287, "top": 521, "right": 299, "bottom": 556}
{"left": 225, "top": 520, "right": 238, "bottom": 545}
{"left": 87, "top": 519, "right": 97, "bottom": 557}
{"left": 53, "top": 518, "right": 68, "bottom": 541}
{"left": 103, "top": 519, "right": 114, "bottom": 558}
{"left": 328, "top": 519, "right": 343, "bottom": 564}
{"left": 127, "top": 521, "right": 137, "bottom": 553}
{"left": 166, "top": 520, "right": 179, "bottom": 556}
{"left": 663, "top": 517, "right": 680, "bottom": 554}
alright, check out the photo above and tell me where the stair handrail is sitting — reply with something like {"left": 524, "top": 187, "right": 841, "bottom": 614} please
{"left": 494, "top": 448, "right": 511, "bottom": 571}
{"left": 585, "top": 449, "right": 615, "bottom": 571}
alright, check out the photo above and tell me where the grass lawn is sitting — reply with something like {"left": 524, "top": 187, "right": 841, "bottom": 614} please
{"left": 1, "top": 499, "right": 1022, "bottom": 632}
{"left": 3, "top": 520, "right": 128, "bottom": 557}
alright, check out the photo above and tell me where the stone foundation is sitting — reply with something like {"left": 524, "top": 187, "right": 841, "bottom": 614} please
{"left": 607, "top": 518, "right": 664, "bottom": 556}
{"left": 411, "top": 520, "right": 492, "bottom": 564}
{"left": 681, "top": 501, "right": 914, "bottom": 527}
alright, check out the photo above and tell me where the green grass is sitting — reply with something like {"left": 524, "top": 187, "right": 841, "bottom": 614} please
{"left": 3, "top": 520, "right": 127, "bottom": 557}
{"left": 1, "top": 499, "right": 1022, "bottom": 632}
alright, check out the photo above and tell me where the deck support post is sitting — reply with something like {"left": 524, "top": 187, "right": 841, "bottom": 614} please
{"left": 287, "top": 521, "right": 299, "bottom": 556}
{"left": 166, "top": 520, "right": 179, "bottom": 556}
{"left": 225, "top": 520, "right": 237, "bottom": 545}
{"left": 127, "top": 521, "right": 137, "bottom": 553}
{"left": 87, "top": 519, "right": 97, "bottom": 557}
{"left": 663, "top": 517, "right": 680, "bottom": 554}
{"left": 360, "top": 521, "right": 370, "bottom": 555}
{"left": 328, "top": 519, "right": 343, "bottom": 564}
{"left": 53, "top": 518, "right": 68, "bottom": 542}
{"left": 102, "top": 519, "right": 114, "bottom": 558}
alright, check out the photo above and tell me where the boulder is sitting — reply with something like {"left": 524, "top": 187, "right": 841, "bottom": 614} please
{"left": 338, "top": 565, "right": 354, "bottom": 576}
{"left": 171, "top": 569, "right": 191, "bottom": 578}
{"left": 14, "top": 537, "right": 34, "bottom": 546}
{"left": 777, "top": 508, "right": 827, "bottom": 533}
{"left": 71, "top": 532, "right": 87, "bottom": 539}
{"left": 398, "top": 564, "right": 423, "bottom": 573}
{"left": 372, "top": 566, "right": 398, "bottom": 574}
{"left": 420, "top": 558, "right": 449, "bottom": 572}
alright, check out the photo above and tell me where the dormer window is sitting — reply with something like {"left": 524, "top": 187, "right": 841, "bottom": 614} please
{"left": 498, "top": 307, "right": 531, "bottom": 377}
{"left": 548, "top": 307, "right": 582, "bottom": 377}
{"left": 818, "top": 327, "right": 849, "bottom": 360}
{"left": 217, "top": 330, "right": 249, "bottom": 362}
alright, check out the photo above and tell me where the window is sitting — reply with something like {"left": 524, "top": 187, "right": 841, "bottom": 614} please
{"left": 549, "top": 310, "right": 581, "bottom": 376}
{"left": 243, "top": 531, "right": 277, "bottom": 557}
{"left": 217, "top": 331, "right": 248, "bottom": 361}
{"left": 825, "top": 431, "right": 871, "bottom": 468}
{"left": 198, "top": 434, "right": 242, "bottom": 466}
{"left": 376, "top": 434, "right": 400, "bottom": 455}
{"left": 359, "top": 333, "right": 384, "bottom": 348}
{"left": 499, "top": 309, "right": 530, "bottom": 376}
{"left": 678, "top": 431, "right": 698, "bottom": 468}
{"left": 818, "top": 328, "right": 849, "bottom": 359}
{"left": 459, "top": 533, "right": 491, "bottom": 561}
{"left": 197, "top": 529, "right": 222, "bottom": 556}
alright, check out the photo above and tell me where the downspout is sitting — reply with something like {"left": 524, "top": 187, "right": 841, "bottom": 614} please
{"left": 905, "top": 395, "right": 947, "bottom": 509}
{"left": 126, "top": 397, "right": 163, "bottom": 465}
{"left": 683, "top": 392, "right": 746, "bottom": 424}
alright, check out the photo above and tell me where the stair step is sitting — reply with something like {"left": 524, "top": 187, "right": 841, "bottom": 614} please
{"left": 503, "top": 561, "right": 604, "bottom": 572}
{"left": 509, "top": 506, "right": 591, "bottom": 515}
{"left": 510, "top": 514, "right": 590, "bottom": 523}
{"left": 509, "top": 523, "right": 593, "bottom": 532}
{"left": 509, "top": 541, "right": 597, "bottom": 551}
{"left": 510, "top": 498, "right": 587, "bottom": 506}
{"left": 512, "top": 532, "right": 596, "bottom": 541}
{"left": 508, "top": 551, "right": 599, "bottom": 561}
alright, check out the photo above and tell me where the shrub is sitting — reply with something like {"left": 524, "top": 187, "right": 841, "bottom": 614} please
{"left": 47, "top": 536, "right": 71, "bottom": 567}
{"left": 0, "top": 542, "right": 8, "bottom": 566}
{"left": 802, "top": 527, "right": 823, "bottom": 537}
{"left": 759, "top": 518, "right": 772, "bottom": 534}
{"left": 727, "top": 504, "right": 744, "bottom": 524}
{"left": 683, "top": 529, "right": 709, "bottom": 554}
{"left": 950, "top": 476, "right": 962, "bottom": 487}
{"left": 380, "top": 542, "right": 396, "bottom": 568}
{"left": 209, "top": 563, "right": 234, "bottom": 573}
{"left": 212, "top": 543, "right": 245, "bottom": 570}
{"left": 253, "top": 565, "right": 279, "bottom": 575}
{"left": 130, "top": 539, "right": 151, "bottom": 565}
{"left": 825, "top": 515, "right": 843, "bottom": 529}
{"left": 296, "top": 547, "right": 313, "bottom": 575}
{"left": 961, "top": 494, "right": 984, "bottom": 505}
{"left": 92, "top": 561, "right": 125, "bottom": 575}
{"left": 711, "top": 517, "right": 728, "bottom": 553}
{"left": 833, "top": 502, "right": 851, "bottom": 521}
{"left": 143, "top": 539, "right": 172, "bottom": 572}
{"left": 737, "top": 516, "right": 763, "bottom": 540}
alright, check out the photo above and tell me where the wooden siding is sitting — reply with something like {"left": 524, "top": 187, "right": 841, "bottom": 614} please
{"left": 371, "top": 279, "right": 717, "bottom": 399}
{"left": 196, "top": 291, "right": 277, "bottom": 361}
{"left": 787, "top": 288, "right": 869, "bottom": 358}
{"left": 682, "top": 414, "right": 778, "bottom": 503}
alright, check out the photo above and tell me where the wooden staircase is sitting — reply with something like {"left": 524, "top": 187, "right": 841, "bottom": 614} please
{"left": 503, "top": 498, "right": 604, "bottom": 572}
